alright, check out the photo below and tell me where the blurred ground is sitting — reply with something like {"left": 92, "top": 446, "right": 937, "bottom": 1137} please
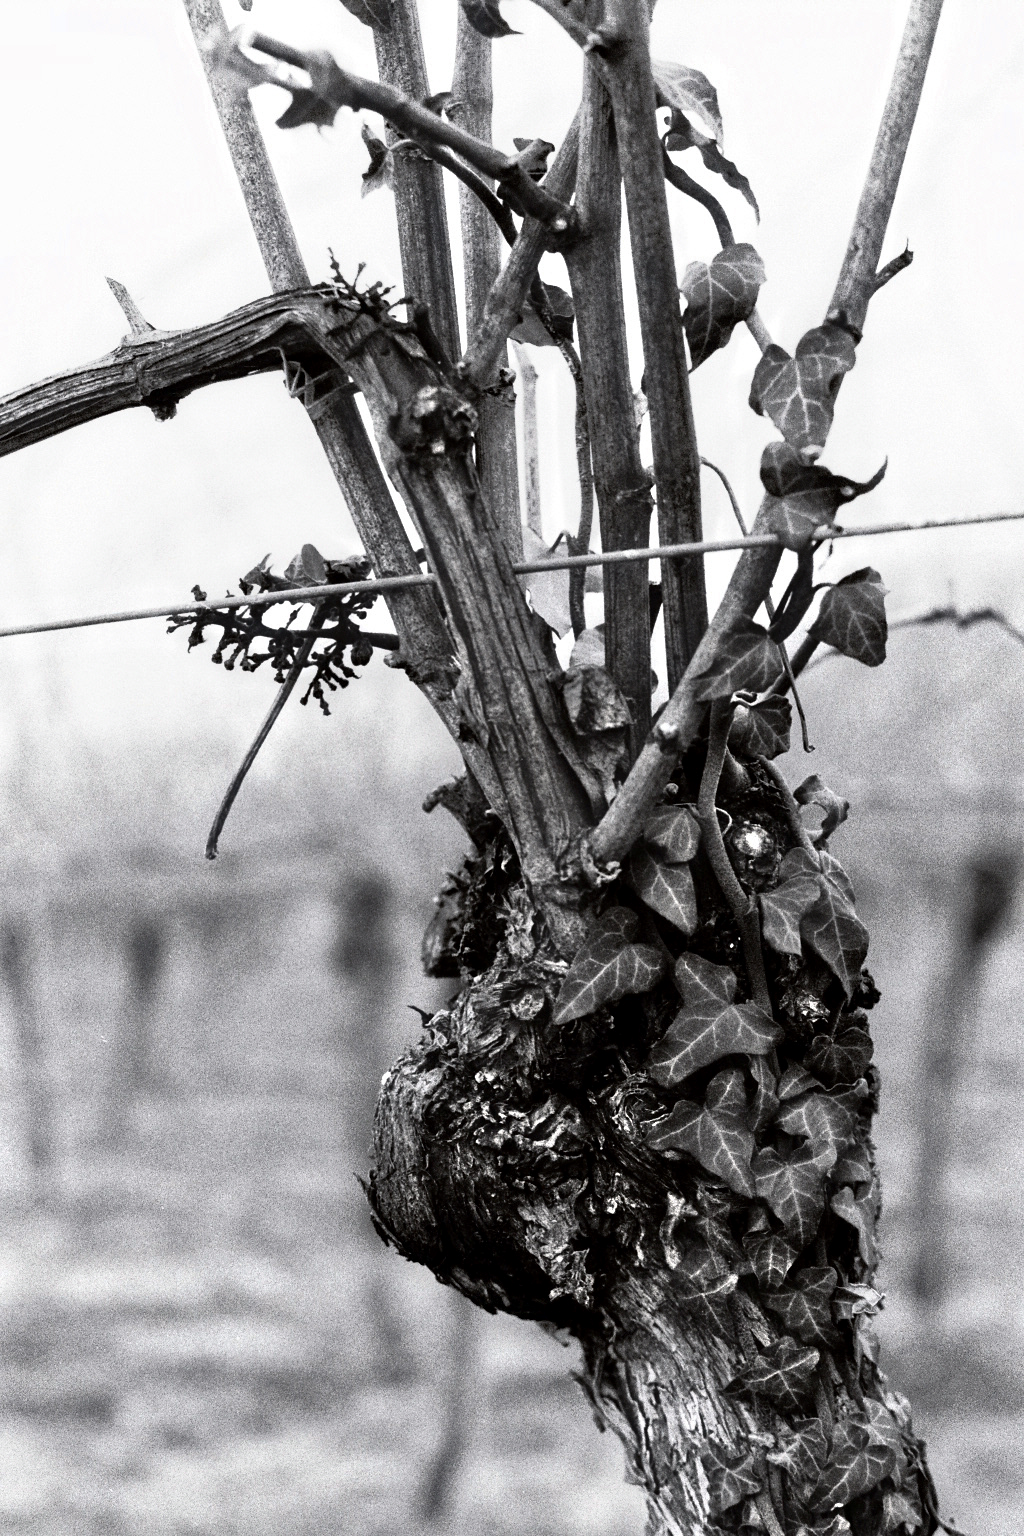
{"left": 0, "top": 621, "right": 1020, "bottom": 1535}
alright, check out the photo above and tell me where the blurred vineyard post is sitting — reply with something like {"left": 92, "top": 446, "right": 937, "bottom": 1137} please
{"left": 909, "top": 848, "right": 1020, "bottom": 1307}
{"left": 1, "top": 918, "right": 52, "bottom": 1197}
{"left": 104, "top": 912, "right": 167, "bottom": 1147}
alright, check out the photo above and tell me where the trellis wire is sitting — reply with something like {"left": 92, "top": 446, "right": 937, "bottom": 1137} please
{"left": 0, "top": 507, "right": 1021, "bottom": 641}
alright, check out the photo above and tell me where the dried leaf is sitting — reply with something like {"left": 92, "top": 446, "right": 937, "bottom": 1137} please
{"left": 749, "top": 325, "right": 858, "bottom": 457}
{"left": 339, "top": 0, "right": 392, "bottom": 28}
{"left": 759, "top": 441, "right": 886, "bottom": 550}
{"left": 810, "top": 568, "right": 888, "bottom": 667}
{"left": 360, "top": 122, "right": 392, "bottom": 192}
{"left": 759, "top": 869, "right": 821, "bottom": 956}
{"left": 701, "top": 1443, "right": 764, "bottom": 1515}
{"left": 648, "top": 1067, "right": 756, "bottom": 1195}
{"left": 763, "top": 1265, "right": 840, "bottom": 1349}
{"left": 283, "top": 543, "right": 328, "bottom": 585}
{"left": 459, "top": 0, "right": 517, "bottom": 38}
{"left": 649, "top": 956, "right": 781, "bottom": 1087}
{"left": 730, "top": 694, "right": 791, "bottom": 760}
{"left": 681, "top": 244, "right": 765, "bottom": 370}
{"left": 652, "top": 59, "right": 723, "bottom": 145}
{"left": 807, "top": 1027, "right": 874, "bottom": 1087}
{"left": 729, "top": 1336, "right": 820, "bottom": 1413}
{"left": 664, "top": 109, "right": 759, "bottom": 219}
{"left": 691, "top": 618, "right": 784, "bottom": 700}
{"left": 511, "top": 280, "right": 575, "bottom": 346}
{"left": 752, "top": 1144, "right": 828, "bottom": 1246}
{"left": 742, "top": 1230, "right": 798, "bottom": 1290}
{"left": 554, "top": 908, "right": 665, "bottom": 1024}
{"left": 810, "top": 1417, "right": 899, "bottom": 1512}
{"left": 795, "top": 774, "right": 850, "bottom": 847}
{"left": 643, "top": 805, "right": 701, "bottom": 864}
{"left": 831, "top": 1184, "right": 880, "bottom": 1268}
{"left": 563, "top": 666, "right": 632, "bottom": 735}
{"left": 522, "top": 527, "right": 571, "bottom": 636}
{"left": 627, "top": 845, "right": 698, "bottom": 934}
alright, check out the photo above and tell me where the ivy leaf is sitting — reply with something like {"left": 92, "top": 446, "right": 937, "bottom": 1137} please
{"left": 818, "top": 848, "right": 856, "bottom": 903}
{"left": 795, "top": 774, "right": 850, "bottom": 847}
{"left": 749, "top": 1054, "right": 778, "bottom": 1132}
{"left": 652, "top": 60, "right": 723, "bottom": 145}
{"left": 643, "top": 805, "right": 701, "bottom": 864}
{"left": 749, "top": 324, "right": 858, "bottom": 457}
{"left": 833, "top": 1282, "right": 884, "bottom": 1321}
{"left": 459, "top": 0, "right": 518, "bottom": 38}
{"left": 810, "top": 1418, "right": 899, "bottom": 1512}
{"left": 810, "top": 568, "right": 889, "bottom": 667}
{"left": 728, "top": 1337, "right": 820, "bottom": 1413}
{"left": 775, "top": 1086, "right": 864, "bottom": 1171}
{"left": 831, "top": 1184, "right": 880, "bottom": 1268}
{"left": 681, "top": 244, "right": 765, "bottom": 370}
{"left": 883, "top": 1488, "right": 923, "bottom": 1532}
{"left": 701, "top": 1443, "right": 764, "bottom": 1515}
{"left": 647, "top": 1067, "right": 756, "bottom": 1195}
{"left": 833, "top": 1141, "right": 873, "bottom": 1188}
{"left": 338, "top": 0, "right": 392, "bottom": 28}
{"left": 752, "top": 1144, "right": 827, "bottom": 1246}
{"left": 763, "top": 1265, "right": 840, "bottom": 1349}
{"left": 768, "top": 1416, "right": 829, "bottom": 1482}
{"left": 691, "top": 618, "right": 784, "bottom": 700}
{"left": 807, "top": 1027, "right": 874, "bottom": 1087}
{"left": 554, "top": 908, "right": 664, "bottom": 1024}
{"left": 730, "top": 694, "right": 791, "bottom": 761}
{"left": 759, "top": 869, "right": 821, "bottom": 956}
{"left": 742, "top": 1230, "right": 798, "bottom": 1290}
{"left": 777, "top": 1064, "right": 824, "bottom": 1102}
{"left": 627, "top": 844, "right": 697, "bottom": 934}
{"left": 801, "top": 878, "right": 869, "bottom": 997}
{"left": 864, "top": 1398, "right": 906, "bottom": 1465}
{"left": 664, "top": 109, "right": 759, "bottom": 219}
{"left": 759, "top": 442, "right": 886, "bottom": 550}
{"left": 648, "top": 956, "right": 781, "bottom": 1087}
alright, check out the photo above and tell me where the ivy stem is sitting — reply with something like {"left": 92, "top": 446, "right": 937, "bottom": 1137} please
{"left": 697, "top": 701, "right": 772, "bottom": 1014}
{"left": 758, "top": 758, "right": 819, "bottom": 860}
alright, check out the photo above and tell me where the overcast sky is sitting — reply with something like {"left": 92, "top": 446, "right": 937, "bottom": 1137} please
{"left": 0, "top": 0, "right": 1021, "bottom": 838}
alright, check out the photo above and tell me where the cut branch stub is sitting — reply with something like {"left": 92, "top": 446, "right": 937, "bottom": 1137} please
{"left": 759, "top": 440, "right": 887, "bottom": 550}
{"left": 647, "top": 953, "right": 781, "bottom": 1086}
{"left": 749, "top": 323, "right": 857, "bottom": 458}
{"left": 809, "top": 566, "right": 889, "bottom": 666}
{"left": 680, "top": 243, "right": 765, "bottom": 370}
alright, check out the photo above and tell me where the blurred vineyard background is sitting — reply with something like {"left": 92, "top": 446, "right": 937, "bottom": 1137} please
{"left": 0, "top": 619, "right": 1019, "bottom": 1536}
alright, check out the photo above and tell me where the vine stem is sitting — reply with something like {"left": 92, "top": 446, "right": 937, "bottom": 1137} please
{"left": 205, "top": 609, "right": 323, "bottom": 859}
{"left": 758, "top": 757, "right": 819, "bottom": 859}
{"left": 697, "top": 701, "right": 772, "bottom": 1014}
{"left": 591, "top": 0, "right": 948, "bottom": 870}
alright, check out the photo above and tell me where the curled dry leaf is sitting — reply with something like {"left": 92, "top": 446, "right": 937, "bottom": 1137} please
{"left": 749, "top": 324, "right": 857, "bottom": 457}
{"left": 759, "top": 441, "right": 887, "bottom": 550}
{"left": 810, "top": 567, "right": 889, "bottom": 667}
{"left": 553, "top": 907, "right": 664, "bottom": 1024}
{"left": 652, "top": 59, "right": 723, "bottom": 145}
{"left": 681, "top": 244, "right": 765, "bottom": 369}
{"left": 832, "top": 1281, "right": 884, "bottom": 1321}
{"left": 459, "top": 0, "right": 518, "bottom": 38}
{"left": 360, "top": 122, "right": 392, "bottom": 193}
{"left": 664, "top": 108, "right": 759, "bottom": 220}
{"left": 648, "top": 954, "right": 781, "bottom": 1087}
{"left": 511, "top": 281, "right": 575, "bottom": 346}
{"left": 690, "top": 617, "right": 784, "bottom": 700}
